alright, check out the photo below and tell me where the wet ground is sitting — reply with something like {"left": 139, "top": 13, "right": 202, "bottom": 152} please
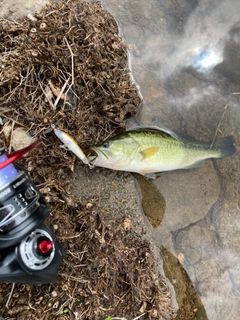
{"left": 102, "top": 0, "right": 240, "bottom": 319}
{"left": 0, "top": 1, "right": 175, "bottom": 319}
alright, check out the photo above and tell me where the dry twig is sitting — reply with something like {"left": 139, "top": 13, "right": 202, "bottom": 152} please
{"left": 210, "top": 103, "right": 228, "bottom": 149}
{"left": 64, "top": 37, "right": 75, "bottom": 88}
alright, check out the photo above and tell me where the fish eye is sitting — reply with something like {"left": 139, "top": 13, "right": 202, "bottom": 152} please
{"left": 102, "top": 142, "right": 109, "bottom": 148}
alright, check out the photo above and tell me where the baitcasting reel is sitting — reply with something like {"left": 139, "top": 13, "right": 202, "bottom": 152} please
{"left": 0, "top": 141, "right": 65, "bottom": 284}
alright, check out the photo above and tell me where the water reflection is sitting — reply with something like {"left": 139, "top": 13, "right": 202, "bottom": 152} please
{"left": 102, "top": 0, "right": 240, "bottom": 319}
{"left": 193, "top": 50, "right": 221, "bottom": 71}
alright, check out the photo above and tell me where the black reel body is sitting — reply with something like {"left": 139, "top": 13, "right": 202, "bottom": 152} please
{"left": 0, "top": 147, "right": 65, "bottom": 284}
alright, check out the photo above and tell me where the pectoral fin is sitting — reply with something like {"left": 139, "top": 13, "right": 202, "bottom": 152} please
{"left": 140, "top": 147, "right": 159, "bottom": 160}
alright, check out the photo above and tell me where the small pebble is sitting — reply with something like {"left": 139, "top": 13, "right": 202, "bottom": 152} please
{"left": 86, "top": 203, "right": 93, "bottom": 209}
{"left": 51, "top": 290, "right": 58, "bottom": 298}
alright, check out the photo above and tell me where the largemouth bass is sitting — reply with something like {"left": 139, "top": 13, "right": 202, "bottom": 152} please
{"left": 89, "top": 130, "right": 236, "bottom": 178}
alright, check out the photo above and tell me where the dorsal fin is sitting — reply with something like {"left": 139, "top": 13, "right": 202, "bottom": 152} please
{"left": 125, "top": 121, "right": 181, "bottom": 141}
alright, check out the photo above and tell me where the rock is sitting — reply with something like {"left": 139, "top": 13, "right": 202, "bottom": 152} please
{"left": 0, "top": 0, "right": 49, "bottom": 20}
{"left": 11, "top": 128, "right": 37, "bottom": 151}
{"left": 155, "top": 161, "right": 220, "bottom": 234}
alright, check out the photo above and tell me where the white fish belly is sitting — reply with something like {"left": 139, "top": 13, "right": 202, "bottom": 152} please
{"left": 124, "top": 152, "right": 185, "bottom": 174}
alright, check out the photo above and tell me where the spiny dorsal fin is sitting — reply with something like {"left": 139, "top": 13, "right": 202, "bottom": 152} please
{"left": 140, "top": 146, "right": 159, "bottom": 159}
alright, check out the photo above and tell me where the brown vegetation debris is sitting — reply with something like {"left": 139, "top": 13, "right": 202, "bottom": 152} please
{"left": 0, "top": 205, "right": 174, "bottom": 320}
{"left": 0, "top": 0, "right": 141, "bottom": 222}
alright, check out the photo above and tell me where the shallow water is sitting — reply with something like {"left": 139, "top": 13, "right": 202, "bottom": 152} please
{"left": 101, "top": 0, "right": 240, "bottom": 319}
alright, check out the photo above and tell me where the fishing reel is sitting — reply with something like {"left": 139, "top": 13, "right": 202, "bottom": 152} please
{"left": 0, "top": 141, "right": 65, "bottom": 284}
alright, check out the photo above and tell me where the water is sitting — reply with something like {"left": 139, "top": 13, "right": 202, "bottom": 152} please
{"left": 101, "top": 0, "right": 240, "bottom": 319}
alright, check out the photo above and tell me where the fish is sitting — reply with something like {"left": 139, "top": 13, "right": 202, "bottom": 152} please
{"left": 89, "top": 129, "right": 236, "bottom": 178}
{"left": 54, "top": 128, "right": 90, "bottom": 165}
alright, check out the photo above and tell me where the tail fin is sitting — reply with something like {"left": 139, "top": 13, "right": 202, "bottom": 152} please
{"left": 213, "top": 136, "right": 236, "bottom": 158}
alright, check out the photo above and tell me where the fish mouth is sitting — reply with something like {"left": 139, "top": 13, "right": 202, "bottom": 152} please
{"left": 88, "top": 147, "right": 108, "bottom": 164}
